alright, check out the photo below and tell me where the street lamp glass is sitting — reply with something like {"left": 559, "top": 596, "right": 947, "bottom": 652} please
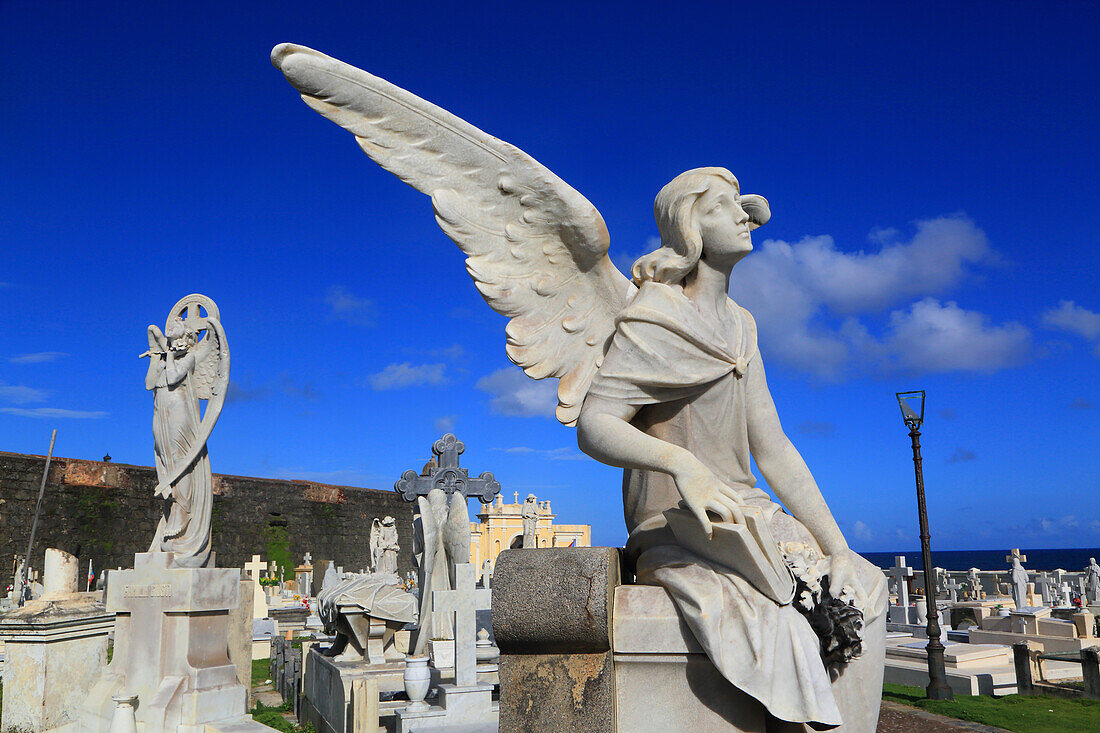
{"left": 895, "top": 390, "right": 925, "bottom": 429}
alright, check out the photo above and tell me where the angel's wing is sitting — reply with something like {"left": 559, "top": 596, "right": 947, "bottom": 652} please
{"left": 147, "top": 325, "right": 167, "bottom": 354}
{"left": 192, "top": 319, "right": 228, "bottom": 401}
{"left": 273, "top": 44, "right": 636, "bottom": 425}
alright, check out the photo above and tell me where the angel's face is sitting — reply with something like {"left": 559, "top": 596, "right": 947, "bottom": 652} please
{"left": 695, "top": 182, "right": 753, "bottom": 265}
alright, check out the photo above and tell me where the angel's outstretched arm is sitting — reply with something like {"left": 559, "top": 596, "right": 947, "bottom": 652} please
{"left": 577, "top": 396, "right": 743, "bottom": 536}
{"left": 744, "top": 355, "right": 847, "bottom": 555}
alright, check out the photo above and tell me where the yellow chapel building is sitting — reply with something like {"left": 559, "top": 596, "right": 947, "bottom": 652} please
{"left": 468, "top": 492, "right": 591, "bottom": 577}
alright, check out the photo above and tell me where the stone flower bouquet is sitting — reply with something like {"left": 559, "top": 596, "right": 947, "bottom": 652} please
{"left": 782, "top": 541, "right": 865, "bottom": 676}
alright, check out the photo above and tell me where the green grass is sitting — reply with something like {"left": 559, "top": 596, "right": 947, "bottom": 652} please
{"left": 883, "top": 683, "right": 1100, "bottom": 733}
{"left": 252, "top": 657, "right": 272, "bottom": 687}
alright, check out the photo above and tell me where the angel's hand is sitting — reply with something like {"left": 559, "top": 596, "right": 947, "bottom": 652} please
{"left": 154, "top": 482, "right": 172, "bottom": 500}
{"left": 671, "top": 455, "right": 745, "bottom": 538}
{"left": 828, "top": 550, "right": 870, "bottom": 613}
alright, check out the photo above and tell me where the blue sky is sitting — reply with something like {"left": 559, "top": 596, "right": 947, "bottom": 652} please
{"left": 2, "top": 1, "right": 1097, "bottom": 552}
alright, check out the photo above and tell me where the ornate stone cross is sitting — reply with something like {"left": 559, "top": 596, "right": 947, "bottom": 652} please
{"left": 432, "top": 563, "right": 492, "bottom": 687}
{"left": 395, "top": 434, "right": 501, "bottom": 503}
{"left": 888, "top": 556, "right": 914, "bottom": 609}
{"left": 1006, "top": 549, "right": 1027, "bottom": 564}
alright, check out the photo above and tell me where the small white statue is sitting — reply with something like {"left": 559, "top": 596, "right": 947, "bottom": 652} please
{"left": 370, "top": 516, "right": 400, "bottom": 575}
{"left": 141, "top": 294, "right": 228, "bottom": 569}
{"left": 1086, "top": 557, "right": 1100, "bottom": 604}
{"left": 521, "top": 494, "right": 539, "bottom": 549}
{"left": 274, "top": 44, "right": 887, "bottom": 731}
{"left": 1009, "top": 551, "right": 1029, "bottom": 610}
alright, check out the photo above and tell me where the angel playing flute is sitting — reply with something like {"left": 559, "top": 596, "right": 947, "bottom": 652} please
{"left": 274, "top": 45, "right": 888, "bottom": 731}
{"left": 141, "top": 295, "right": 229, "bottom": 569}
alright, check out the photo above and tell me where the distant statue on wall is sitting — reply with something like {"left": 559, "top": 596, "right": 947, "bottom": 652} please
{"left": 370, "top": 516, "right": 400, "bottom": 576}
{"left": 1087, "top": 557, "right": 1100, "bottom": 604}
{"left": 141, "top": 294, "right": 229, "bottom": 569}
{"left": 521, "top": 494, "right": 539, "bottom": 549}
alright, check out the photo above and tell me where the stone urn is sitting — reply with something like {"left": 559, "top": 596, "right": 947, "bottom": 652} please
{"left": 915, "top": 597, "right": 928, "bottom": 625}
{"left": 109, "top": 695, "right": 139, "bottom": 733}
{"left": 403, "top": 655, "right": 431, "bottom": 712}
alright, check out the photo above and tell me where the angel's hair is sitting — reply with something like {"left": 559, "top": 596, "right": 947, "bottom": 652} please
{"left": 165, "top": 316, "right": 198, "bottom": 348}
{"left": 631, "top": 167, "right": 738, "bottom": 286}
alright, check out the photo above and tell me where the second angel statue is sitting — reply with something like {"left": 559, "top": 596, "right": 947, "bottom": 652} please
{"left": 274, "top": 43, "right": 887, "bottom": 731}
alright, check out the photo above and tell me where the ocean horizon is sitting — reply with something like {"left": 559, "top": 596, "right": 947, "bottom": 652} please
{"left": 862, "top": 547, "right": 1100, "bottom": 572}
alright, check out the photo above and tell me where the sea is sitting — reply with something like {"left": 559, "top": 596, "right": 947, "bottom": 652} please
{"left": 863, "top": 548, "right": 1100, "bottom": 572}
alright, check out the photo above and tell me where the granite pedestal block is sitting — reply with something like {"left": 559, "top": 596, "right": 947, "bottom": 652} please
{"left": 494, "top": 547, "right": 620, "bottom": 733}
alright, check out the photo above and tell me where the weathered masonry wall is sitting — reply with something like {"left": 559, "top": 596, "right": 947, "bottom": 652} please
{"left": 0, "top": 451, "right": 415, "bottom": 580}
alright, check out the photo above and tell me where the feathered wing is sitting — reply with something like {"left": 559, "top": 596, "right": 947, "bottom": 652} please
{"left": 273, "top": 43, "right": 635, "bottom": 425}
{"left": 192, "top": 320, "right": 227, "bottom": 401}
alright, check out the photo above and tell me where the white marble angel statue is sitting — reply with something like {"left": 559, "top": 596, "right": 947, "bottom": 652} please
{"left": 141, "top": 294, "right": 229, "bottom": 569}
{"left": 274, "top": 44, "right": 887, "bottom": 731}
{"left": 370, "top": 516, "right": 400, "bottom": 576}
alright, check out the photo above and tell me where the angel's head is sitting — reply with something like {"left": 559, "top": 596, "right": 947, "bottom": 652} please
{"left": 631, "top": 167, "right": 770, "bottom": 285}
{"left": 165, "top": 316, "right": 198, "bottom": 353}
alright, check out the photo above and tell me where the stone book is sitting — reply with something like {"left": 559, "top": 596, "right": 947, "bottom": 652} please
{"left": 664, "top": 506, "right": 797, "bottom": 605}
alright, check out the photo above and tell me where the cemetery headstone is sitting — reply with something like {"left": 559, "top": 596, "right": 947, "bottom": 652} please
{"left": 888, "top": 556, "right": 914, "bottom": 623}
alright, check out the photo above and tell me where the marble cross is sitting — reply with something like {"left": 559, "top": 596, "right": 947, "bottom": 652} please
{"left": 395, "top": 433, "right": 501, "bottom": 504}
{"left": 1006, "top": 549, "right": 1027, "bottom": 564}
{"left": 944, "top": 576, "right": 962, "bottom": 603}
{"left": 244, "top": 555, "right": 266, "bottom": 581}
{"left": 1035, "top": 573, "right": 1054, "bottom": 605}
{"left": 1060, "top": 582, "right": 1072, "bottom": 607}
{"left": 888, "top": 556, "right": 914, "bottom": 609}
{"left": 432, "top": 563, "right": 492, "bottom": 687}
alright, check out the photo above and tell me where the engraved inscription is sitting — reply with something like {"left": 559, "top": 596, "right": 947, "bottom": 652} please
{"left": 123, "top": 583, "right": 173, "bottom": 598}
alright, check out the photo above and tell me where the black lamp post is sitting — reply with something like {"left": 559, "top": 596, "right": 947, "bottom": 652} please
{"left": 895, "top": 390, "right": 953, "bottom": 701}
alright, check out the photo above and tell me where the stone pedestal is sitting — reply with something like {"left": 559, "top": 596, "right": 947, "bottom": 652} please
{"left": 0, "top": 593, "right": 114, "bottom": 731}
{"left": 495, "top": 547, "right": 620, "bottom": 733}
{"left": 300, "top": 646, "right": 406, "bottom": 733}
{"left": 613, "top": 584, "right": 772, "bottom": 732}
{"left": 74, "top": 552, "right": 274, "bottom": 732}
{"left": 394, "top": 683, "right": 496, "bottom": 732}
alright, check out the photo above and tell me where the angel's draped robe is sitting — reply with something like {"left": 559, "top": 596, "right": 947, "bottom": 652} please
{"left": 588, "top": 281, "right": 887, "bottom": 728}
{"left": 148, "top": 353, "right": 213, "bottom": 568}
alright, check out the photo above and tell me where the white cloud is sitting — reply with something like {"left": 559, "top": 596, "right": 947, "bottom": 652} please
{"left": 326, "top": 285, "right": 374, "bottom": 326}
{"left": 1042, "top": 300, "right": 1100, "bottom": 341}
{"left": 0, "top": 381, "right": 48, "bottom": 404}
{"left": 492, "top": 445, "right": 587, "bottom": 461}
{"left": 434, "top": 415, "right": 456, "bottom": 432}
{"left": 476, "top": 367, "right": 557, "bottom": 418}
{"left": 875, "top": 299, "right": 1030, "bottom": 373}
{"left": 367, "top": 363, "right": 448, "bottom": 390}
{"left": 729, "top": 216, "right": 1021, "bottom": 377}
{"left": 0, "top": 407, "right": 108, "bottom": 419}
{"left": 851, "top": 520, "right": 873, "bottom": 542}
{"left": 9, "top": 352, "right": 68, "bottom": 364}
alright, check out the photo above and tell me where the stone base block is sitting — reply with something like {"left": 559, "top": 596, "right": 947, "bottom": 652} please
{"left": 72, "top": 552, "right": 275, "bottom": 732}
{"left": 394, "top": 684, "right": 496, "bottom": 733}
{"left": 614, "top": 651, "right": 766, "bottom": 732}
{"left": 0, "top": 595, "right": 113, "bottom": 731}
{"left": 301, "top": 645, "right": 405, "bottom": 733}
{"left": 498, "top": 653, "right": 614, "bottom": 733}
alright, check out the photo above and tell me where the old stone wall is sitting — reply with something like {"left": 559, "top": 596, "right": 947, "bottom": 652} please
{"left": 0, "top": 451, "right": 416, "bottom": 582}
